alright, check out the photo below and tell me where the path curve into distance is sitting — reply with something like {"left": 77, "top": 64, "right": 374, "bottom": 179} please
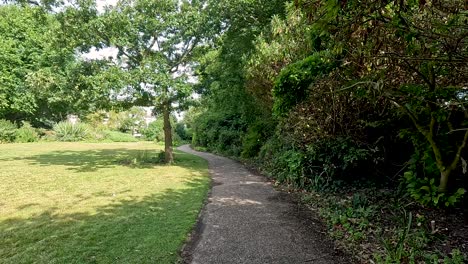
{"left": 178, "top": 145, "right": 349, "bottom": 264}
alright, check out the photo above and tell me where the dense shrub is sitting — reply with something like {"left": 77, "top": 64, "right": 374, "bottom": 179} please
{"left": 258, "top": 135, "right": 378, "bottom": 191}
{"left": 175, "top": 122, "right": 191, "bottom": 141}
{"left": 403, "top": 171, "right": 466, "bottom": 208}
{"left": 192, "top": 112, "right": 246, "bottom": 156}
{"left": 103, "top": 130, "right": 138, "bottom": 142}
{"left": 0, "top": 119, "right": 17, "bottom": 143}
{"left": 142, "top": 120, "right": 165, "bottom": 142}
{"left": 241, "top": 119, "right": 276, "bottom": 158}
{"left": 53, "top": 121, "right": 90, "bottom": 142}
{"left": 301, "top": 138, "right": 378, "bottom": 188}
{"left": 272, "top": 53, "right": 335, "bottom": 116}
{"left": 400, "top": 141, "right": 467, "bottom": 207}
{"left": 15, "top": 122, "right": 39, "bottom": 143}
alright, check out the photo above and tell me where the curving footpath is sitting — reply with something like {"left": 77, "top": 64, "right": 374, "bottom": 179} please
{"left": 178, "top": 145, "right": 349, "bottom": 264}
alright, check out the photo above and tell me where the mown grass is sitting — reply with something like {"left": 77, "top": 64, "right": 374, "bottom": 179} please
{"left": 0, "top": 142, "right": 210, "bottom": 264}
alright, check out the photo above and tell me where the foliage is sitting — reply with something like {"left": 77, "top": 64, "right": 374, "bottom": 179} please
{"left": 241, "top": 119, "right": 276, "bottom": 158}
{"left": 74, "top": 0, "right": 214, "bottom": 163}
{"left": 102, "top": 130, "right": 138, "bottom": 142}
{"left": 83, "top": 110, "right": 108, "bottom": 129}
{"left": 15, "top": 122, "right": 39, "bottom": 143}
{"left": 301, "top": 188, "right": 467, "bottom": 263}
{"left": 175, "top": 122, "right": 191, "bottom": 141}
{"left": 305, "top": 0, "right": 467, "bottom": 193}
{"left": 192, "top": 112, "right": 246, "bottom": 157}
{"left": 443, "top": 249, "right": 466, "bottom": 264}
{"left": 301, "top": 138, "right": 373, "bottom": 189}
{"left": 191, "top": 0, "right": 288, "bottom": 155}
{"left": 0, "top": 5, "right": 115, "bottom": 125}
{"left": 0, "top": 119, "right": 17, "bottom": 143}
{"left": 258, "top": 134, "right": 379, "bottom": 191}
{"left": 84, "top": 108, "right": 148, "bottom": 134}
{"left": 53, "top": 121, "right": 90, "bottom": 142}
{"left": 403, "top": 171, "right": 466, "bottom": 208}
{"left": 193, "top": 0, "right": 467, "bottom": 209}
{"left": 109, "top": 108, "right": 146, "bottom": 133}
{"left": 142, "top": 120, "right": 165, "bottom": 142}
{"left": 379, "top": 212, "right": 413, "bottom": 263}
{"left": 273, "top": 52, "right": 335, "bottom": 116}
{"left": 246, "top": 4, "right": 314, "bottom": 108}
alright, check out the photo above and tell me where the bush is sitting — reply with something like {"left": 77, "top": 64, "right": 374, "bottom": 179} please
{"left": 302, "top": 138, "right": 377, "bottom": 187}
{"left": 53, "top": 121, "right": 90, "bottom": 142}
{"left": 273, "top": 52, "right": 335, "bottom": 116}
{"left": 259, "top": 136, "right": 379, "bottom": 191}
{"left": 241, "top": 119, "right": 276, "bottom": 158}
{"left": 103, "top": 130, "right": 138, "bottom": 142}
{"left": 0, "top": 119, "right": 17, "bottom": 143}
{"left": 175, "top": 122, "right": 191, "bottom": 141}
{"left": 15, "top": 122, "right": 39, "bottom": 143}
{"left": 403, "top": 171, "right": 466, "bottom": 207}
{"left": 142, "top": 120, "right": 165, "bottom": 142}
{"left": 192, "top": 112, "right": 246, "bottom": 156}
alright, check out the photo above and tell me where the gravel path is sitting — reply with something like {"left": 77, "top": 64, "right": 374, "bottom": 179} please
{"left": 178, "top": 145, "right": 349, "bottom": 264}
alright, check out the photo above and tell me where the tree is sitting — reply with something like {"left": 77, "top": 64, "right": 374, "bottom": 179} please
{"left": 296, "top": 0, "right": 467, "bottom": 193}
{"left": 86, "top": 0, "right": 211, "bottom": 163}
{"left": 192, "top": 0, "right": 288, "bottom": 152}
{"left": 0, "top": 4, "right": 117, "bottom": 126}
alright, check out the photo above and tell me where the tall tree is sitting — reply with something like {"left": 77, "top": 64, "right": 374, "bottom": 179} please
{"left": 87, "top": 0, "right": 210, "bottom": 163}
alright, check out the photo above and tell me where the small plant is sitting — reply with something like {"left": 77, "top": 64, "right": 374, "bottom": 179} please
{"left": 0, "top": 119, "right": 17, "bottom": 143}
{"left": 15, "top": 122, "right": 39, "bottom": 143}
{"left": 379, "top": 212, "right": 413, "bottom": 263}
{"left": 443, "top": 249, "right": 466, "bottom": 264}
{"left": 53, "top": 121, "right": 90, "bottom": 142}
{"left": 404, "top": 171, "right": 466, "bottom": 207}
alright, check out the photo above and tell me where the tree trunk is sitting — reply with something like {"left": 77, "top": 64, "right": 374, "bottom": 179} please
{"left": 163, "top": 103, "right": 174, "bottom": 164}
{"left": 438, "top": 169, "right": 451, "bottom": 193}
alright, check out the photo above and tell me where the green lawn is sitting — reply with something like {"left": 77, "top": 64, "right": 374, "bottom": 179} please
{"left": 0, "top": 142, "right": 210, "bottom": 264}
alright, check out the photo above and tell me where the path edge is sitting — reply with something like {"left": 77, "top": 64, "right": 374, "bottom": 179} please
{"left": 177, "top": 145, "right": 213, "bottom": 264}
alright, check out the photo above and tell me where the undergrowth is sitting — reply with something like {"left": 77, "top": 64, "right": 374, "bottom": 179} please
{"left": 299, "top": 188, "right": 467, "bottom": 263}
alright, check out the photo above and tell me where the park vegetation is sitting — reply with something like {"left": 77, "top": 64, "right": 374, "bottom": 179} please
{"left": 189, "top": 0, "right": 468, "bottom": 262}
{"left": 0, "top": 0, "right": 467, "bottom": 262}
{"left": 0, "top": 107, "right": 190, "bottom": 144}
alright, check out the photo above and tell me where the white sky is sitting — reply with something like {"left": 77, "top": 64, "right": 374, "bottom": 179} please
{"left": 96, "top": 0, "right": 118, "bottom": 12}
{"left": 81, "top": 47, "right": 118, "bottom": 60}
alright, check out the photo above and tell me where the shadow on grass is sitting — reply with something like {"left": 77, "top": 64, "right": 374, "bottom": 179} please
{"left": 0, "top": 177, "right": 209, "bottom": 264}
{"left": 1, "top": 148, "right": 200, "bottom": 172}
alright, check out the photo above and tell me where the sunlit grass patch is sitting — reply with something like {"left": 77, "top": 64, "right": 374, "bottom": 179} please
{"left": 0, "top": 142, "right": 209, "bottom": 264}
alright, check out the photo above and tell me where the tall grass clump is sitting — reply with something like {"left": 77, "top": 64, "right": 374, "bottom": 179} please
{"left": 0, "top": 119, "right": 17, "bottom": 143}
{"left": 15, "top": 122, "right": 39, "bottom": 143}
{"left": 53, "top": 121, "right": 90, "bottom": 142}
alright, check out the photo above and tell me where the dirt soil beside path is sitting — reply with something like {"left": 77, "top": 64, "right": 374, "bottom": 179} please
{"left": 178, "top": 145, "right": 351, "bottom": 264}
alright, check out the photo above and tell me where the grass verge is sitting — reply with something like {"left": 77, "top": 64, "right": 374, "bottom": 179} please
{"left": 0, "top": 142, "right": 210, "bottom": 264}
